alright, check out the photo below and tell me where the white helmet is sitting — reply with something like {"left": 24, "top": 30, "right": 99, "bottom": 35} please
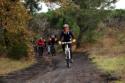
{"left": 63, "top": 24, "right": 69, "bottom": 28}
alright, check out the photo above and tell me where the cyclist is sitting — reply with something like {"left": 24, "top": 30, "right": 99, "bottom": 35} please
{"left": 59, "top": 24, "right": 76, "bottom": 62}
{"left": 47, "top": 34, "right": 57, "bottom": 55}
{"left": 36, "top": 37, "right": 46, "bottom": 56}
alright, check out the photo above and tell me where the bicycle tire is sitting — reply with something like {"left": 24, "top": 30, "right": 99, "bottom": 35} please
{"left": 66, "top": 51, "right": 71, "bottom": 68}
{"left": 51, "top": 45, "right": 55, "bottom": 56}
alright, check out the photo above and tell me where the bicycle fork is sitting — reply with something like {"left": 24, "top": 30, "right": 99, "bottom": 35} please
{"left": 65, "top": 45, "right": 71, "bottom": 59}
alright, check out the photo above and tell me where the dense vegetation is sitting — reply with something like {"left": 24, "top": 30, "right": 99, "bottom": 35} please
{"left": 0, "top": 0, "right": 31, "bottom": 59}
{"left": 0, "top": 0, "right": 125, "bottom": 60}
{"left": 1, "top": 0, "right": 125, "bottom": 82}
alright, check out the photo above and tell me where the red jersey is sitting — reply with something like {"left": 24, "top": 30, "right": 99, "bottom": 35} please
{"left": 36, "top": 39, "right": 45, "bottom": 46}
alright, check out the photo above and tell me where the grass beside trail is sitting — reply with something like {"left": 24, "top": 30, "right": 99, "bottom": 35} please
{"left": 91, "top": 55, "right": 125, "bottom": 74}
{"left": 0, "top": 58, "right": 35, "bottom": 75}
{"left": 90, "top": 47, "right": 125, "bottom": 83}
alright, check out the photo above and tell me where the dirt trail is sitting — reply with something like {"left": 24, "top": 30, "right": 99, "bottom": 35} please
{"left": 0, "top": 52, "right": 108, "bottom": 83}
{"left": 27, "top": 52, "right": 107, "bottom": 83}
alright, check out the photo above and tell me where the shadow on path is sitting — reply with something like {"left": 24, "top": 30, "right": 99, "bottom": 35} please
{"left": 0, "top": 51, "right": 119, "bottom": 83}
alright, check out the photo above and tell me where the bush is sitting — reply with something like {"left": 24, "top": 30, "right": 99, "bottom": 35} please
{"left": 0, "top": 45, "right": 6, "bottom": 56}
{"left": 8, "top": 42, "right": 28, "bottom": 60}
{"left": 82, "top": 29, "right": 103, "bottom": 44}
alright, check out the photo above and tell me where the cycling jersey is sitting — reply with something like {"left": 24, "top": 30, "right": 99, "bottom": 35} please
{"left": 60, "top": 31, "right": 74, "bottom": 42}
{"left": 48, "top": 38, "right": 57, "bottom": 45}
{"left": 36, "top": 39, "right": 46, "bottom": 47}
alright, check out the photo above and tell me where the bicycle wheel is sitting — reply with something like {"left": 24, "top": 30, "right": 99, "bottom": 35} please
{"left": 66, "top": 59, "right": 70, "bottom": 68}
{"left": 38, "top": 46, "right": 43, "bottom": 56}
{"left": 51, "top": 45, "right": 55, "bottom": 56}
{"left": 65, "top": 51, "right": 71, "bottom": 68}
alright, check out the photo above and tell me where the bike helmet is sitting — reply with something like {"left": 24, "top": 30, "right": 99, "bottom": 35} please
{"left": 63, "top": 24, "right": 69, "bottom": 28}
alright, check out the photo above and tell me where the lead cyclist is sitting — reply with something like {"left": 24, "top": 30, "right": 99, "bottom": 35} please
{"left": 59, "top": 24, "right": 76, "bottom": 62}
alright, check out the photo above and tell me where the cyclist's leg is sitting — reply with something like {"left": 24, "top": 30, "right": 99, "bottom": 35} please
{"left": 62, "top": 44, "right": 67, "bottom": 59}
{"left": 41, "top": 46, "right": 44, "bottom": 56}
{"left": 52, "top": 45, "right": 56, "bottom": 54}
{"left": 38, "top": 46, "right": 41, "bottom": 56}
{"left": 47, "top": 45, "right": 51, "bottom": 54}
{"left": 36, "top": 46, "right": 39, "bottom": 56}
{"left": 39, "top": 46, "right": 44, "bottom": 56}
{"left": 53, "top": 45, "right": 56, "bottom": 53}
{"left": 50, "top": 45, "right": 54, "bottom": 56}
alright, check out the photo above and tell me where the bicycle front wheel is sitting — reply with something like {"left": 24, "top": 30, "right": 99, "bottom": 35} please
{"left": 51, "top": 46, "right": 56, "bottom": 56}
{"left": 65, "top": 51, "right": 71, "bottom": 68}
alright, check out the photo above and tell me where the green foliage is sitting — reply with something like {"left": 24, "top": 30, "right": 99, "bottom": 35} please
{"left": 44, "top": 6, "right": 78, "bottom": 28}
{"left": 82, "top": 31, "right": 96, "bottom": 43}
{"left": 91, "top": 52, "right": 125, "bottom": 82}
{"left": 24, "top": 0, "right": 41, "bottom": 15}
{"left": 0, "top": 45, "right": 6, "bottom": 55}
{"left": 72, "top": 0, "right": 117, "bottom": 9}
{"left": 5, "top": 30, "right": 30, "bottom": 59}
{"left": 110, "top": 9, "right": 125, "bottom": 17}
{"left": 31, "top": 0, "right": 119, "bottom": 47}
{"left": 0, "top": 0, "right": 31, "bottom": 59}
{"left": 81, "top": 26, "right": 103, "bottom": 43}
{"left": 8, "top": 42, "right": 28, "bottom": 60}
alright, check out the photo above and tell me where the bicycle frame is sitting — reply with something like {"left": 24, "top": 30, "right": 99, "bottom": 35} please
{"left": 61, "top": 42, "right": 72, "bottom": 57}
{"left": 65, "top": 44, "right": 71, "bottom": 59}
{"left": 61, "top": 41, "right": 72, "bottom": 68}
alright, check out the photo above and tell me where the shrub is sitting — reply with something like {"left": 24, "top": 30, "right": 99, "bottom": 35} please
{"left": 8, "top": 42, "right": 28, "bottom": 60}
{"left": 0, "top": 45, "right": 6, "bottom": 56}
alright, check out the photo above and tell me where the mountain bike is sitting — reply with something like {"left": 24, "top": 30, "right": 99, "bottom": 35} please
{"left": 50, "top": 44, "right": 56, "bottom": 56}
{"left": 61, "top": 41, "right": 72, "bottom": 68}
{"left": 37, "top": 46, "right": 44, "bottom": 56}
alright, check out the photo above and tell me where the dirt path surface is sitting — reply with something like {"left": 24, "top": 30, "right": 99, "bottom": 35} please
{"left": 0, "top": 52, "right": 108, "bottom": 83}
{"left": 27, "top": 52, "right": 107, "bottom": 83}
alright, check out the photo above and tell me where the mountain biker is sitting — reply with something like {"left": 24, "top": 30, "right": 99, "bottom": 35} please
{"left": 36, "top": 37, "right": 46, "bottom": 56}
{"left": 47, "top": 34, "right": 57, "bottom": 54}
{"left": 59, "top": 24, "right": 76, "bottom": 61}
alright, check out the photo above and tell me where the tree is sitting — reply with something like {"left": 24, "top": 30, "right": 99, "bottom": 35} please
{"left": 73, "top": 0, "right": 117, "bottom": 9}
{"left": 24, "top": 0, "right": 41, "bottom": 15}
{"left": 26, "top": 0, "right": 118, "bottom": 47}
{"left": 72, "top": 0, "right": 118, "bottom": 47}
{"left": 0, "top": 0, "right": 31, "bottom": 59}
{"left": 46, "top": 0, "right": 118, "bottom": 47}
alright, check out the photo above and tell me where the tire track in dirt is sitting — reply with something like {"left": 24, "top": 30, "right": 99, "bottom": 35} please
{"left": 27, "top": 52, "right": 107, "bottom": 83}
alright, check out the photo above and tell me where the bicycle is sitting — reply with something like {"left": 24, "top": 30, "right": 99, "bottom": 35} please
{"left": 37, "top": 46, "right": 44, "bottom": 56}
{"left": 50, "top": 44, "right": 56, "bottom": 56}
{"left": 48, "top": 44, "right": 56, "bottom": 56}
{"left": 60, "top": 41, "right": 72, "bottom": 68}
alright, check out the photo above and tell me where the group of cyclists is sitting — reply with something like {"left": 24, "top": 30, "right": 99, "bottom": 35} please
{"left": 34, "top": 24, "right": 76, "bottom": 65}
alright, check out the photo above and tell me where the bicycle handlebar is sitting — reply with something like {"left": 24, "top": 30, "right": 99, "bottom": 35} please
{"left": 61, "top": 41, "right": 72, "bottom": 44}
